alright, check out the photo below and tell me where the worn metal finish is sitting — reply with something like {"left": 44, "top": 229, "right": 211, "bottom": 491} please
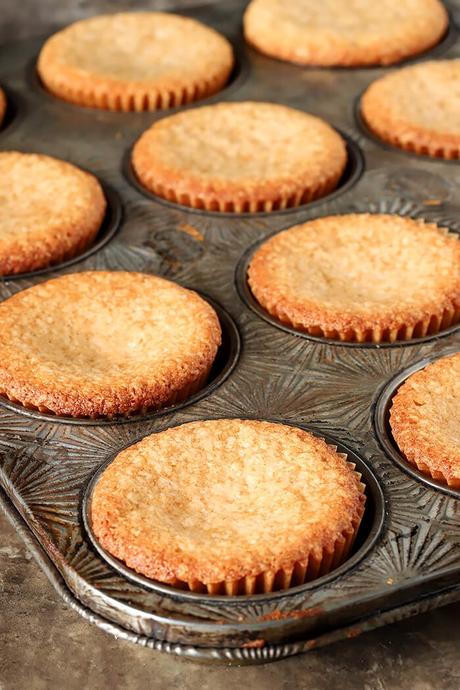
{"left": 0, "top": 0, "right": 460, "bottom": 665}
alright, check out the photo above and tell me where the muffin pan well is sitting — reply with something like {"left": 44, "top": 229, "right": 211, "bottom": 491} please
{"left": 82, "top": 425, "right": 384, "bottom": 600}
{"left": 374, "top": 347, "right": 460, "bottom": 499}
{"left": 28, "top": 40, "right": 251, "bottom": 113}
{"left": 124, "top": 131, "right": 364, "bottom": 218}
{"left": 0, "top": 0, "right": 460, "bottom": 666}
{"left": 0, "top": 294, "right": 240, "bottom": 424}
{"left": 236, "top": 210, "right": 460, "bottom": 347}
{"left": 3, "top": 181, "right": 122, "bottom": 280}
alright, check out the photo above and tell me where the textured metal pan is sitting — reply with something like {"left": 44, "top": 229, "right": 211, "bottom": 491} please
{"left": 0, "top": 0, "right": 460, "bottom": 665}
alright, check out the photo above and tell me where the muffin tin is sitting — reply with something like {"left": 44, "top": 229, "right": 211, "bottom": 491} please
{"left": 0, "top": 0, "right": 460, "bottom": 666}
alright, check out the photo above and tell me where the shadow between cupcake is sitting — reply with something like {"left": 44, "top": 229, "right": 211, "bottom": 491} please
{"left": 0, "top": 85, "right": 23, "bottom": 138}
{"left": 81, "top": 423, "right": 385, "bottom": 602}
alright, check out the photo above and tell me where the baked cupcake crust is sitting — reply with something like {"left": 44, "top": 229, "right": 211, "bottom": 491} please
{"left": 0, "top": 152, "right": 106, "bottom": 276}
{"left": 0, "top": 87, "right": 6, "bottom": 126}
{"left": 37, "top": 12, "right": 234, "bottom": 111}
{"left": 361, "top": 60, "right": 460, "bottom": 160}
{"left": 0, "top": 271, "right": 221, "bottom": 418}
{"left": 390, "top": 352, "right": 460, "bottom": 488}
{"left": 244, "top": 0, "right": 448, "bottom": 67}
{"left": 247, "top": 214, "right": 460, "bottom": 343}
{"left": 90, "top": 419, "right": 366, "bottom": 594}
{"left": 132, "top": 101, "right": 347, "bottom": 213}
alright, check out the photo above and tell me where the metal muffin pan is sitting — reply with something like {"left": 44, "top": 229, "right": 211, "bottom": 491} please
{"left": 1, "top": 0, "right": 460, "bottom": 666}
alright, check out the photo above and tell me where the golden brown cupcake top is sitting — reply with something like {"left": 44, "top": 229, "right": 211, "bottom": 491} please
{"left": 0, "top": 152, "right": 106, "bottom": 276}
{"left": 361, "top": 60, "right": 460, "bottom": 160}
{"left": 91, "top": 419, "right": 365, "bottom": 591}
{"left": 244, "top": 0, "right": 447, "bottom": 67}
{"left": 247, "top": 214, "right": 460, "bottom": 342}
{"left": 132, "top": 101, "right": 347, "bottom": 212}
{"left": 37, "top": 12, "right": 234, "bottom": 111}
{"left": 390, "top": 352, "right": 460, "bottom": 488}
{"left": 0, "top": 272, "right": 221, "bottom": 418}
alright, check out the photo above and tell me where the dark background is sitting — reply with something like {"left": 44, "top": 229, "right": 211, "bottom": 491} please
{"left": 0, "top": 0, "right": 217, "bottom": 42}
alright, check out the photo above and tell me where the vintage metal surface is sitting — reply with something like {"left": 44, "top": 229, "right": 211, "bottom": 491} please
{"left": 0, "top": 0, "right": 460, "bottom": 665}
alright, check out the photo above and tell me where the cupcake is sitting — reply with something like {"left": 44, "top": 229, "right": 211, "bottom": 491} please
{"left": 37, "top": 12, "right": 234, "bottom": 111}
{"left": 0, "top": 272, "right": 221, "bottom": 418}
{"left": 244, "top": 0, "right": 448, "bottom": 67}
{"left": 132, "top": 101, "right": 347, "bottom": 212}
{"left": 361, "top": 59, "right": 460, "bottom": 160}
{"left": 90, "top": 419, "right": 366, "bottom": 594}
{"left": 247, "top": 214, "right": 460, "bottom": 342}
{"left": 390, "top": 352, "right": 460, "bottom": 488}
{"left": 0, "top": 152, "right": 106, "bottom": 276}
